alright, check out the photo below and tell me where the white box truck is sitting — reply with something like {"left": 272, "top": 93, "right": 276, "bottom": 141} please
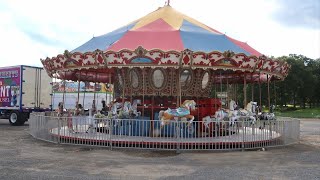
{"left": 0, "top": 65, "right": 52, "bottom": 125}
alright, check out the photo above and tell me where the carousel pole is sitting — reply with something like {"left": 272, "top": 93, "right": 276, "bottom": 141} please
{"left": 52, "top": 75, "right": 56, "bottom": 111}
{"left": 274, "top": 80, "right": 277, "bottom": 108}
{"left": 243, "top": 73, "right": 247, "bottom": 108}
{"left": 142, "top": 68, "right": 145, "bottom": 118}
{"left": 214, "top": 72, "right": 217, "bottom": 110}
{"left": 77, "top": 71, "right": 81, "bottom": 112}
{"left": 121, "top": 69, "right": 125, "bottom": 107}
{"left": 177, "top": 68, "right": 181, "bottom": 107}
{"left": 267, "top": 74, "right": 270, "bottom": 112}
{"left": 109, "top": 71, "right": 112, "bottom": 104}
{"left": 83, "top": 72, "right": 87, "bottom": 109}
{"left": 226, "top": 74, "right": 229, "bottom": 108}
{"left": 219, "top": 71, "right": 222, "bottom": 107}
{"left": 62, "top": 72, "right": 66, "bottom": 110}
{"left": 93, "top": 73, "right": 97, "bottom": 114}
{"left": 251, "top": 73, "right": 254, "bottom": 101}
{"left": 259, "top": 72, "right": 262, "bottom": 110}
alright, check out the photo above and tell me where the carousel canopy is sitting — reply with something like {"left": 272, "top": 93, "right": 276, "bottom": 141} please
{"left": 73, "top": 5, "right": 261, "bottom": 56}
{"left": 41, "top": 5, "right": 290, "bottom": 84}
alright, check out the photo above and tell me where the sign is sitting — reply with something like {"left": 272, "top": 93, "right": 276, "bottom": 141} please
{"left": 0, "top": 67, "right": 20, "bottom": 107}
{"left": 52, "top": 82, "right": 113, "bottom": 94}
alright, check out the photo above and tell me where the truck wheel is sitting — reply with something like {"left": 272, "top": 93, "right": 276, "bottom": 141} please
{"left": 9, "top": 111, "right": 25, "bottom": 126}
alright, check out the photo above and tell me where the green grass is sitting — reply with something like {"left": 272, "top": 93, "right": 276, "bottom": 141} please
{"left": 275, "top": 107, "right": 320, "bottom": 118}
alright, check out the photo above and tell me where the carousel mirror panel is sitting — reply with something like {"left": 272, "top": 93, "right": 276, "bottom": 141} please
{"left": 152, "top": 68, "right": 165, "bottom": 89}
{"left": 180, "top": 69, "right": 192, "bottom": 88}
{"left": 130, "top": 69, "right": 139, "bottom": 88}
{"left": 201, "top": 71, "right": 209, "bottom": 89}
{"left": 117, "top": 71, "right": 123, "bottom": 88}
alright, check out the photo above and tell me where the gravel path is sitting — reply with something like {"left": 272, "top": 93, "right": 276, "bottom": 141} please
{"left": 0, "top": 118, "right": 319, "bottom": 180}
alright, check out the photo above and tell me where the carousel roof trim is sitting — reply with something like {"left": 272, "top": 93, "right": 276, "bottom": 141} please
{"left": 41, "top": 47, "right": 290, "bottom": 81}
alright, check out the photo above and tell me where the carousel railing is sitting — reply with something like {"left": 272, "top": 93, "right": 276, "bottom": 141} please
{"left": 29, "top": 112, "right": 300, "bottom": 151}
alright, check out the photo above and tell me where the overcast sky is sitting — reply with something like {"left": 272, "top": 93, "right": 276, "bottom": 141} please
{"left": 0, "top": 0, "right": 319, "bottom": 67}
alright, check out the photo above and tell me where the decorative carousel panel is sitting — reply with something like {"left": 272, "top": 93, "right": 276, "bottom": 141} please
{"left": 94, "top": 50, "right": 107, "bottom": 66}
{"left": 61, "top": 52, "right": 83, "bottom": 69}
{"left": 105, "top": 51, "right": 124, "bottom": 65}
{"left": 130, "top": 57, "right": 153, "bottom": 63}
{"left": 41, "top": 58, "right": 54, "bottom": 76}
{"left": 82, "top": 52, "right": 95, "bottom": 66}
{"left": 192, "top": 52, "right": 209, "bottom": 66}
{"left": 236, "top": 55, "right": 259, "bottom": 70}
{"left": 52, "top": 54, "right": 66, "bottom": 69}
{"left": 71, "top": 52, "right": 84, "bottom": 63}
{"left": 160, "top": 51, "right": 180, "bottom": 66}
{"left": 119, "top": 49, "right": 137, "bottom": 64}
{"left": 180, "top": 49, "right": 192, "bottom": 67}
{"left": 146, "top": 49, "right": 164, "bottom": 64}
{"left": 261, "top": 58, "right": 274, "bottom": 72}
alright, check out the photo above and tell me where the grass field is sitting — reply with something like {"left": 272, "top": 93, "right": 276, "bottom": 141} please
{"left": 275, "top": 107, "right": 320, "bottom": 118}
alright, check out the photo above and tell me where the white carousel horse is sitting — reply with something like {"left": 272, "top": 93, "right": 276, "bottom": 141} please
{"left": 229, "top": 99, "right": 237, "bottom": 111}
{"left": 237, "top": 101, "right": 257, "bottom": 124}
{"left": 108, "top": 101, "right": 122, "bottom": 118}
{"left": 121, "top": 101, "right": 132, "bottom": 119}
{"left": 130, "top": 99, "right": 141, "bottom": 117}
{"left": 158, "top": 100, "right": 196, "bottom": 127}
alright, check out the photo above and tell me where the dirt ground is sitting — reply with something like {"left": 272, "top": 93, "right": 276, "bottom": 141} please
{"left": 0, "top": 118, "right": 319, "bottom": 180}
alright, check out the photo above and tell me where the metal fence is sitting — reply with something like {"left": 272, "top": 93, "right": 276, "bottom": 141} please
{"left": 29, "top": 112, "right": 300, "bottom": 151}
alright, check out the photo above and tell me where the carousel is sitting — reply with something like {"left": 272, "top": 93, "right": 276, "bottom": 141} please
{"left": 37, "top": 4, "right": 292, "bottom": 150}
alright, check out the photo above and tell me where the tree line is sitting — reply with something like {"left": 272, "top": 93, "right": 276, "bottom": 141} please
{"left": 255, "top": 54, "right": 320, "bottom": 109}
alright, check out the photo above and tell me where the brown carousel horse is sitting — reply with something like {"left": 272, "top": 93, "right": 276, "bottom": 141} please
{"left": 158, "top": 100, "right": 196, "bottom": 127}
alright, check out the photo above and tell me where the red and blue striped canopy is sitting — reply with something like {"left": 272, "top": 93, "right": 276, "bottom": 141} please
{"left": 73, "top": 5, "right": 262, "bottom": 56}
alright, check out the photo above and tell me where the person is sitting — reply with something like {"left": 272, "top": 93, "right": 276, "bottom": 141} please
{"left": 57, "top": 102, "right": 64, "bottom": 116}
{"left": 75, "top": 104, "right": 84, "bottom": 116}
{"left": 101, "top": 100, "right": 108, "bottom": 115}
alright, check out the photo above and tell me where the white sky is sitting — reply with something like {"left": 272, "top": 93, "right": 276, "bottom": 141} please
{"left": 0, "top": 0, "right": 319, "bottom": 67}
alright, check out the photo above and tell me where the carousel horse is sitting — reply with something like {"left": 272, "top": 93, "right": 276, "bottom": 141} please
{"left": 108, "top": 101, "right": 122, "bottom": 118}
{"left": 130, "top": 99, "right": 141, "bottom": 117}
{"left": 237, "top": 101, "right": 257, "bottom": 124}
{"left": 121, "top": 101, "right": 132, "bottom": 119}
{"left": 158, "top": 100, "right": 196, "bottom": 127}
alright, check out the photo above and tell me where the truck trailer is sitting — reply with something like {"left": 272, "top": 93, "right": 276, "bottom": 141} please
{"left": 0, "top": 65, "right": 52, "bottom": 125}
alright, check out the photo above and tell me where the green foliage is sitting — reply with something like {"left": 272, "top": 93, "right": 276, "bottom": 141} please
{"left": 275, "top": 107, "right": 320, "bottom": 118}
{"left": 274, "top": 54, "right": 320, "bottom": 108}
